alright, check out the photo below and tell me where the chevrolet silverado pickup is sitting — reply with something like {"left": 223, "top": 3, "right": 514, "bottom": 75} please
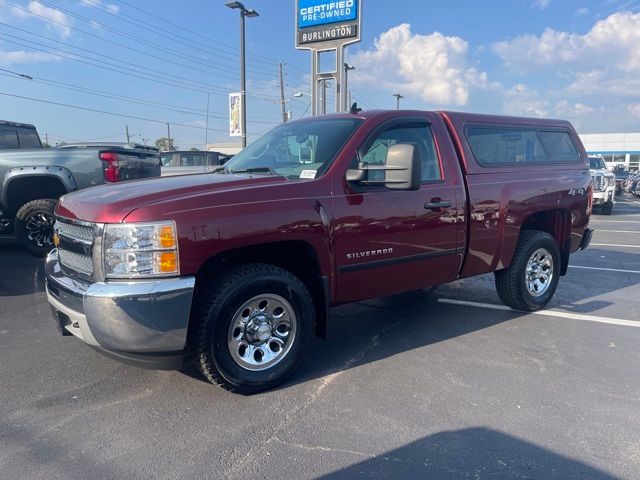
{"left": 46, "top": 110, "right": 593, "bottom": 394}
{"left": 0, "top": 142, "right": 161, "bottom": 255}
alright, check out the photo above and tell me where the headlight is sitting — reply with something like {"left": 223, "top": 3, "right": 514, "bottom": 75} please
{"left": 103, "top": 221, "right": 179, "bottom": 278}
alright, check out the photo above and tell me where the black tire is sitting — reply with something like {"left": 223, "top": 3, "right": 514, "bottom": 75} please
{"left": 193, "top": 263, "right": 315, "bottom": 394}
{"left": 601, "top": 203, "right": 613, "bottom": 215}
{"left": 495, "top": 230, "right": 561, "bottom": 312}
{"left": 15, "top": 199, "right": 57, "bottom": 257}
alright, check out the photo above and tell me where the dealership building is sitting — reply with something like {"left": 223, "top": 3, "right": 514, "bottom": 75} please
{"left": 579, "top": 132, "right": 640, "bottom": 171}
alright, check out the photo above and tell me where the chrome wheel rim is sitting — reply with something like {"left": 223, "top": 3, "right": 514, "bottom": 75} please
{"left": 25, "top": 211, "right": 55, "bottom": 247}
{"left": 227, "top": 294, "right": 297, "bottom": 371}
{"left": 525, "top": 248, "right": 554, "bottom": 297}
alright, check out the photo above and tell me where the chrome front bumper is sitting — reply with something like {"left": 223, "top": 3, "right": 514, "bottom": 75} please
{"left": 45, "top": 249, "right": 195, "bottom": 367}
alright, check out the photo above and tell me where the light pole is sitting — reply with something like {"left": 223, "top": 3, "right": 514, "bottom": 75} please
{"left": 344, "top": 63, "right": 355, "bottom": 110}
{"left": 393, "top": 93, "right": 404, "bottom": 110}
{"left": 226, "top": 2, "right": 259, "bottom": 149}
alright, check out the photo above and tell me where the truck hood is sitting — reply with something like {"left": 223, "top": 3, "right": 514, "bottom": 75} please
{"left": 56, "top": 173, "right": 289, "bottom": 223}
{"left": 590, "top": 168, "right": 614, "bottom": 177}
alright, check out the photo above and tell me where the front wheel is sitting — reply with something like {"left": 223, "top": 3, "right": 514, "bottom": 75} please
{"left": 495, "top": 230, "right": 561, "bottom": 312}
{"left": 193, "top": 263, "right": 315, "bottom": 394}
{"left": 15, "top": 199, "right": 57, "bottom": 257}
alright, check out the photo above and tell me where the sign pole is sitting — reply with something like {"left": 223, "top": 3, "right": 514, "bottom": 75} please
{"left": 296, "top": 0, "right": 362, "bottom": 116}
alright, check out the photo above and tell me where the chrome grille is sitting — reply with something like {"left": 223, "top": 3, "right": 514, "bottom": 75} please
{"left": 591, "top": 174, "right": 605, "bottom": 192}
{"left": 55, "top": 220, "right": 95, "bottom": 276}
{"left": 55, "top": 221, "right": 94, "bottom": 243}
{"left": 58, "top": 249, "right": 94, "bottom": 275}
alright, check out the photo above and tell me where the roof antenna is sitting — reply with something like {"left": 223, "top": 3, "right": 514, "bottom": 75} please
{"left": 350, "top": 102, "right": 362, "bottom": 114}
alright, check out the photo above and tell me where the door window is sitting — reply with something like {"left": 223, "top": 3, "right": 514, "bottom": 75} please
{"left": 160, "top": 153, "right": 174, "bottom": 166}
{"left": 0, "top": 129, "right": 19, "bottom": 149}
{"left": 17, "top": 129, "right": 41, "bottom": 148}
{"left": 360, "top": 123, "right": 441, "bottom": 183}
{"left": 179, "top": 153, "right": 206, "bottom": 166}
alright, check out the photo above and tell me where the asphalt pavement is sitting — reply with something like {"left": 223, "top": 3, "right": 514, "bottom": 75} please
{"left": 1, "top": 197, "right": 639, "bottom": 479}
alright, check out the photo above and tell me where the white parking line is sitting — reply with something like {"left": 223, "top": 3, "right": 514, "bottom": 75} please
{"left": 569, "top": 265, "right": 640, "bottom": 274}
{"left": 590, "top": 220, "right": 640, "bottom": 224}
{"left": 593, "top": 230, "right": 640, "bottom": 234}
{"left": 438, "top": 298, "right": 640, "bottom": 328}
{"left": 591, "top": 243, "right": 640, "bottom": 248}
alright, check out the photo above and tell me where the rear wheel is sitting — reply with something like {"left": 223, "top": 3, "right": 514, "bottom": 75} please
{"left": 193, "top": 263, "right": 315, "bottom": 394}
{"left": 15, "top": 199, "right": 57, "bottom": 257}
{"left": 601, "top": 203, "right": 613, "bottom": 215}
{"left": 495, "top": 230, "right": 561, "bottom": 311}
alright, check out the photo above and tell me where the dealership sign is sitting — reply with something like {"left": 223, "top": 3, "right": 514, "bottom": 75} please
{"left": 296, "top": 0, "right": 361, "bottom": 48}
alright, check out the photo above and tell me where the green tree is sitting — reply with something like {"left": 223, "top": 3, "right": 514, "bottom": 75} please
{"left": 155, "top": 137, "right": 178, "bottom": 152}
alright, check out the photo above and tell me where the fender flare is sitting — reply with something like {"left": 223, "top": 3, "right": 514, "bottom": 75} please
{"left": 1, "top": 166, "right": 78, "bottom": 211}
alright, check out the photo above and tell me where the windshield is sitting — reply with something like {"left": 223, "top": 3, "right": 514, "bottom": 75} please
{"left": 589, "top": 157, "right": 606, "bottom": 169}
{"left": 223, "top": 118, "right": 362, "bottom": 180}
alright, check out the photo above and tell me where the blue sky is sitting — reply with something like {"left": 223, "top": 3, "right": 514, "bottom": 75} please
{"left": 1, "top": 0, "right": 640, "bottom": 148}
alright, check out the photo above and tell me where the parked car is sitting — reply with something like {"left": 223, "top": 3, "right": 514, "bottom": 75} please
{"left": 0, "top": 142, "right": 161, "bottom": 255}
{"left": 589, "top": 155, "right": 616, "bottom": 214}
{"left": 613, "top": 169, "right": 631, "bottom": 196}
{"left": 160, "top": 150, "right": 232, "bottom": 176}
{"left": 628, "top": 172, "right": 640, "bottom": 196}
{"left": 46, "top": 110, "right": 592, "bottom": 394}
{"left": 0, "top": 120, "right": 42, "bottom": 149}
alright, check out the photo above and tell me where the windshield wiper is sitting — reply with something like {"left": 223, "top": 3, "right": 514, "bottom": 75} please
{"left": 229, "top": 166, "right": 278, "bottom": 175}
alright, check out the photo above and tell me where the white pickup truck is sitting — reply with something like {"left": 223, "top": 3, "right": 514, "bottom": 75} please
{"left": 589, "top": 155, "right": 616, "bottom": 215}
{"left": 160, "top": 150, "right": 232, "bottom": 176}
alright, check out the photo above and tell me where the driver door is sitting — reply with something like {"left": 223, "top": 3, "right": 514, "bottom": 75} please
{"left": 332, "top": 114, "right": 465, "bottom": 303}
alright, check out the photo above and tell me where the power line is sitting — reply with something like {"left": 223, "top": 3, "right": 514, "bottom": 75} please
{"left": 0, "top": 21, "right": 244, "bottom": 84}
{"left": 0, "top": 0, "right": 278, "bottom": 82}
{"left": 0, "top": 34, "right": 279, "bottom": 102}
{"left": 77, "top": 0, "right": 279, "bottom": 74}
{"left": 43, "top": 0, "right": 279, "bottom": 75}
{"left": 114, "top": 0, "right": 281, "bottom": 66}
{"left": 0, "top": 72, "right": 282, "bottom": 125}
{"left": 0, "top": 28, "right": 242, "bottom": 94}
{"left": 0, "top": 91, "right": 282, "bottom": 133}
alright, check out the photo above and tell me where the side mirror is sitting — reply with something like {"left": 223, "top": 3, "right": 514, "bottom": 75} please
{"left": 345, "top": 143, "right": 422, "bottom": 190}
{"left": 384, "top": 143, "right": 422, "bottom": 190}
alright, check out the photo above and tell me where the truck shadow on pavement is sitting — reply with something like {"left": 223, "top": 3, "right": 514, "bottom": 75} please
{"left": 318, "top": 427, "right": 619, "bottom": 479}
{"left": 0, "top": 246, "right": 45, "bottom": 297}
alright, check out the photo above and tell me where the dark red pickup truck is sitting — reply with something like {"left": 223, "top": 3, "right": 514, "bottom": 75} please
{"left": 46, "top": 110, "right": 593, "bottom": 393}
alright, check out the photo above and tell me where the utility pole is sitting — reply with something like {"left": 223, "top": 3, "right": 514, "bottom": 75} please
{"left": 279, "top": 63, "right": 287, "bottom": 123}
{"left": 205, "top": 93, "right": 210, "bottom": 150}
{"left": 393, "top": 93, "right": 404, "bottom": 110}
{"left": 344, "top": 64, "right": 355, "bottom": 111}
{"left": 45, "top": 133, "right": 48, "bottom": 145}
{"left": 167, "top": 123, "right": 171, "bottom": 151}
{"left": 126, "top": 124, "right": 130, "bottom": 143}
{"left": 348, "top": 90, "right": 352, "bottom": 109}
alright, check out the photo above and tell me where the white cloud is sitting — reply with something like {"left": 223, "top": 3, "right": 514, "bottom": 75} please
{"left": 350, "top": 24, "right": 495, "bottom": 106}
{"left": 575, "top": 7, "right": 589, "bottom": 16}
{"left": 493, "top": 12, "right": 640, "bottom": 73}
{"left": 502, "top": 84, "right": 549, "bottom": 117}
{"left": 628, "top": 104, "right": 640, "bottom": 118}
{"left": 533, "top": 0, "right": 551, "bottom": 9}
{"left": 79, "top": 0, "right": 120, "bottom": 13}
{"left": 10, "top": 1, "right": 73, "bottom": 38}
{"left": 555, "top": 100, "right": 595, "bottom": 116}
{"left": 0, "top": 49, "right": 60, "bottom": 65}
